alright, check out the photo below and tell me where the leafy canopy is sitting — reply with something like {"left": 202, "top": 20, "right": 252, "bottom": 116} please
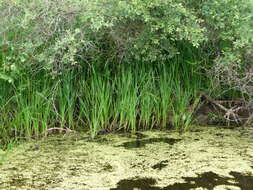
{"left": 0, "top": 0, "right": 252, "bottom": 80}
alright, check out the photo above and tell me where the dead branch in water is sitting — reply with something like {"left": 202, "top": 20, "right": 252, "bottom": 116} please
{"left": 199, "top": 93, "right": 250, "bottom": 126}
{"left": 44, "top": 127, "right": 76, "bottom": 137}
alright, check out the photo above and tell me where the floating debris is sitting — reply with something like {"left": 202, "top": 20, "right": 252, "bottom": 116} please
{"left": 152, "top": 160, "right": 169, "bottom": 170}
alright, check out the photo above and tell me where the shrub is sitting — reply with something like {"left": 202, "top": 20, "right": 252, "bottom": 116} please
{"left": 1, "top": 0, "right": 251, "bottom": 79}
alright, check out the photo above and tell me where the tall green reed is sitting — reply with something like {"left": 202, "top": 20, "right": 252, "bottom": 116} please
{"left": 11, "top": 78, "right": 53, "bottom": 138}
{"left": 79, "top": 68, "right": 113, "bottom": 137}
{"left": 138, "top": 68, "right": 157, "bottom": 130}
{"left": 156, "top": 64, "right": 174, "bottom": 128}
{"left": 169, "top": 49, "right": 203, "bottom": 130}
{"left": 55, "top": 73, "right": 77, "bottom": 129}
{"left": 0, "top": 57, "right": 205, "bottom": 143}
{"left": 114, "top": 66, "right": 138, "bottom": 132}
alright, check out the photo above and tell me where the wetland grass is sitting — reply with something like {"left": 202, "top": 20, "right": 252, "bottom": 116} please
{"left": 79, "top": 68, "right": 113, "bottom": 138}
{"left": 138, "top": 68, "right": 158, "bottom": 130}
{"left": 114, "top": 66, "right": 139, "bottom": 132}
{"left": 157, "top": 64, "right": 173, "bottom": 129}
{"left": 56, "top": 73, "right": 77, "bottom": 129}
{"left": 0, "top": 61, "right": 202, "bottom": 145}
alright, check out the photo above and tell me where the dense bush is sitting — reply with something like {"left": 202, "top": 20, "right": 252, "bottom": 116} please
{"left": 1, "top": 0, "right": 252, "bottom": 78}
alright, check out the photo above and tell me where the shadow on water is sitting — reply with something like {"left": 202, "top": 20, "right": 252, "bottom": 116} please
{"left": 117, "top": 132, "right": 149, "bottom": 139}
{"left": 117, "top": 138, "right": 181, "bottom": 149}
{"left": 110, "top": 171, "right": 253, "bottom": 190}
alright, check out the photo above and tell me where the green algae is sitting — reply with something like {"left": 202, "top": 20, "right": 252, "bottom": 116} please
{"left": 0, "top": 126, "right": 253, "bottom": 190}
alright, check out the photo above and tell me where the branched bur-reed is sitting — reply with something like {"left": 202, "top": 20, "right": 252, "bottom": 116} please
{"left": 0, "top": 61, "right": 202, "bottom": 144}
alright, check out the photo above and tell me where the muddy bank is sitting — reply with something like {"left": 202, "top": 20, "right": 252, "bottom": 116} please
{"left": 0, "top": 126, "right": 253, "bottom": 190}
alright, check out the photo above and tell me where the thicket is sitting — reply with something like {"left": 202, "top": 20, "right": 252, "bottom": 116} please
{"left": 0, "top": 0, "right": 252, "bottom": 147}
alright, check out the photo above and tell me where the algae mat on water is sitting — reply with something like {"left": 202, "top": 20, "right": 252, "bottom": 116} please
{"left": 0, "top": 126, "right": 253, "bottom": 190}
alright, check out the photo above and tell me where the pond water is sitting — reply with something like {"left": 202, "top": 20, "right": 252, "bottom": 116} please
{"left": 0, "top": 126, "right": 252, "bottom": 190}
{"left": 116, "top": 137, "right": 182, "bottom": 149}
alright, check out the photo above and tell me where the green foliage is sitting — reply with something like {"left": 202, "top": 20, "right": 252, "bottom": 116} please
{"left": 1, "top": 0, "right": 251, "bottom": 78}
{"left": 79, "top": 68, "right": 113, "bottom": 137}
{"left": 114, "top": 66, "right": 139, "bottom": 132}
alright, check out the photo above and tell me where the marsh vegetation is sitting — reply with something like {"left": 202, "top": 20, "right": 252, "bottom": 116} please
{"left": 0, "top": 0, "right": 252, "bottom": 188}
{"left": 0, "top": 0, "right": 252, "bottom": 146}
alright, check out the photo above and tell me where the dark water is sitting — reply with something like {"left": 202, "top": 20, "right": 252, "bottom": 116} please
{"left": 117, "top": 132, "right": 149, "bottom": 139}
{"left": 110, "top": 171, "right": 253, "bottom": 190}
{"left": 135, "top": 132, "right": 148, "bottom": 139}
{"left": 110, "top": 178, "right": 157, "bottom": 190}
{"left": 117, "top": 138, "right": 181, "bottom": 149}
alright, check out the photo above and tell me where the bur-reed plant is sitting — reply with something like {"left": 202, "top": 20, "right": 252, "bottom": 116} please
{"left": 114, "top": 65, "right": 139, "bottom": 132}
{"left": 166, "top": 42, "right": 204, "bottom": 130}
{"left": 0, "top": 112, "right": 13, "bottom": 147}
{"left": 79, "top": 67, "right": 113, "bottom": 137}
{"left": 171, "top": 82, "right": 193, "bottom": 130}
{"left": 56, "top": 73, "right": 77, "bottom": 129}
{"left": 156, "top": 64, "right": 174, "bottom": 128}
{"left": 9, "top": 76, "right": 54, "bottom": 139}
{"left": 138, "top": 68, "right": 158, "bottom": 130}
{"left": 0, "top": 58, "right": 205, "bottom": 144}
{"left": 0, "top": 80, "right": 16, "bottom": 145}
